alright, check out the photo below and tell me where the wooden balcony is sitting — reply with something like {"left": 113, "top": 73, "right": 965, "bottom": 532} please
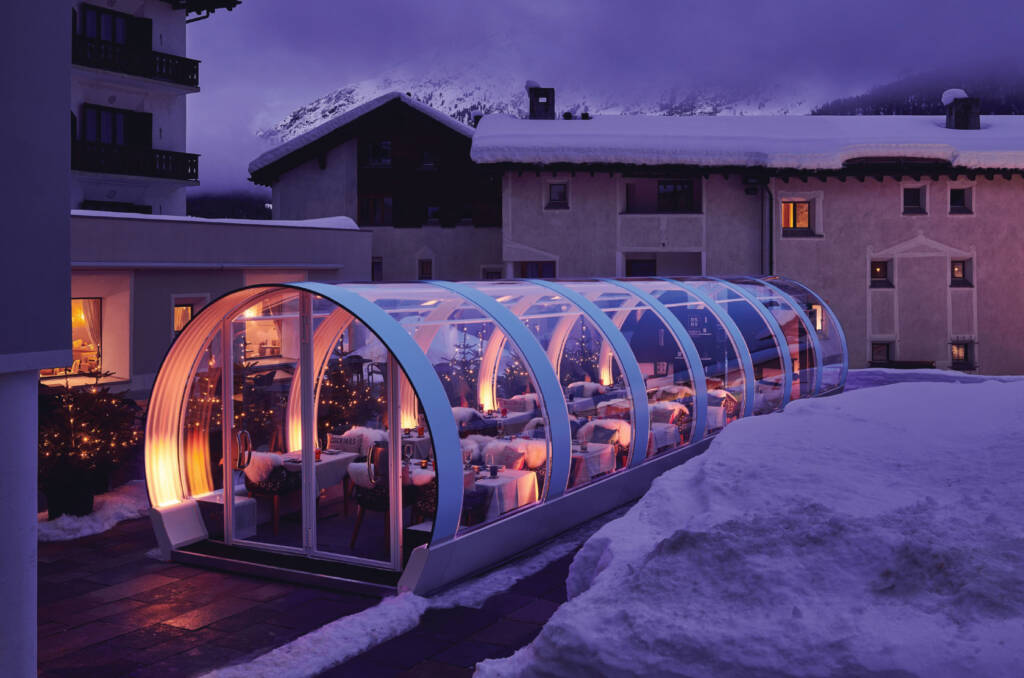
{"left": 72, "top": 141, "right": 199, "bottom": 182}
{"left": 72, "top": 35, "right": 199, "bottom": 88}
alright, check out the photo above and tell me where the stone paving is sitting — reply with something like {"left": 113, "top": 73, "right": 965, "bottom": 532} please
{"left": 37, "top": 516, "right": 574, "bottom": 677}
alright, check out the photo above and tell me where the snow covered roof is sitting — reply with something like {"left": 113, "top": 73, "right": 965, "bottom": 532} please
{"left": 249, "top": 92, "right": 474, "bottom": 177}
{"left": 71, "top": 210, "right": 359, "bottom": 230}
{"left": 471, "top": 114, "right": 1024, "bottom": 170}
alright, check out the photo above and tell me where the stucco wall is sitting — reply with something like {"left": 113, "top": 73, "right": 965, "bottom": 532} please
{"left": 370, "top": 226, "right": 503, "bottom": 281}
{"left": 272, "top": 138, "right": 359, "bottom": 221}
{"left": 501, "top": 172, "right": 763, "bottom": 277}
{"left": 774, "top": 175, "right": 1024, "bottom": 374}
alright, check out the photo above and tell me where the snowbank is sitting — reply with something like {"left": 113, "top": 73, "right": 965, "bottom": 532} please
{"left": 477, "top": 380, "right": 1024, "bottom": 677}
{"left": 471, "top": 113, "right": 1024, "bottom": 169}
{"left": 38, "top": 480, "right": 150, "bottom": 542}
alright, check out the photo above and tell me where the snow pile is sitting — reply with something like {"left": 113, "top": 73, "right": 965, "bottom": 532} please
{"left": 477, "top": 381, "right": 1024, "bottom": 677}
{"left": 471, "top": 113, "right": 1024, "bottom": 169}
{"left": 38, "top": 480, "right": 150, "bottom": 542}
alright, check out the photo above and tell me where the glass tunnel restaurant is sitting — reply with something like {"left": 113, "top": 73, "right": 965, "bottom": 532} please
{"left": 145, "top": 276, "right": 847, "bottom": 593}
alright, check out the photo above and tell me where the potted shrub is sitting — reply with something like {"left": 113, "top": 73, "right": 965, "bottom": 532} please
{"left": 39, "top": 372, "right": 142, "bottom": 519}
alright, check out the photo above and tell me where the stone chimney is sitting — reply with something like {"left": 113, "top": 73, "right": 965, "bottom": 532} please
{"left": 942, "top": 89, "right": 980, "bottom": 130}
{"left": 525, "top": 80, "right": 555, "bottom": 120}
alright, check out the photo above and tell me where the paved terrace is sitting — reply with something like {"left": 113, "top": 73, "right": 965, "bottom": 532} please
{"left": 38, "top": 517, "right": 572, "bottom": 677}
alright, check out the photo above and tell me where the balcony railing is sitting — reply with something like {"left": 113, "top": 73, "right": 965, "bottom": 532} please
{"left": 72, "top": 141, "right": 199, "bottom": 181}
{"left": 72, "top": 35, "right": 199, "bottom": 88}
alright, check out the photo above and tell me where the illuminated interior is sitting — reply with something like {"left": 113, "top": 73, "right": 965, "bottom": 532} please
{"left": 144, "top": 277, "right": 846, "bottom": 587}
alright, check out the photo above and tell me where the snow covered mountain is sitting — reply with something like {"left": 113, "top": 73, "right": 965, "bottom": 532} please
{"left": 258, "top": 36, "right": 821, "bottom": 143}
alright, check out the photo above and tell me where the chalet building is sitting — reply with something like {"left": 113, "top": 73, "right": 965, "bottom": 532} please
{"left": 469, "top": 86, "right": 1024, "bottom": 375}
{"left": 56, "top": 0, "right": 374, "bottom": 395}
{"left": 249, "top": 92, "right": 505, "bottom": 281}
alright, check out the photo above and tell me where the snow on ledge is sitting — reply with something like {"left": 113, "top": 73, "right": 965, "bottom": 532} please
{"left": 471, "top": 113, "right": 1024, "bottom": 169}
{"left": 249, "top": 91, "right": 474, "bottom": 176}
{"left": 70, "top": 210, "right": 359, "bottom": 230}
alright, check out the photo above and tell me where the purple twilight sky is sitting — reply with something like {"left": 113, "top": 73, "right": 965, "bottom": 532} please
{"left": 186, "top": 0, "right": 1022, "bottom": 193}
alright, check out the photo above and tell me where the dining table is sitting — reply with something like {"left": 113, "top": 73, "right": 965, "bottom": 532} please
{"left": 570, "top": 442, "right": 615, "bottom": 485}
{"left": 281, "top": 450, "right": 357, "bottom": 492}
{"left": 402, "top": 434, "right": 433, "bottom": 460}
{"left": 473, "top": 468, "right": 538, "bottom": 521}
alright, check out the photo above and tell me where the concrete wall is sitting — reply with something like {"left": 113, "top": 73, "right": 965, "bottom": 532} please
{"left": 272, "top": 138, "right": 358, "bottom": 221}
{"left": 0, "top": 3, "right": 71, "bottom": 673}
{"left": 773, "top": 175, "right": 1024, "bottom": 375}
{"left": 501, "top": 172, "right": 763, "bottom": 277}
{"left": 370, "top": 226, "right": 503, "bottom": 281}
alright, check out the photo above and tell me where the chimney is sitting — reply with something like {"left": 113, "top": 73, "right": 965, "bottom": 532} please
{"left": 525, "top": 80, "right": 555, "bottom": 120}
{"left": 942, "top": 89, "right": 980, "bottom": 130}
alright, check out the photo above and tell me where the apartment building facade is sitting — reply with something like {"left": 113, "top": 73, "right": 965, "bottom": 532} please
{"left": 57, "top": 0, "right": 377, "bottom": 395}
{"left": 470, "top": 88, "right": 1024, "bottom": 374}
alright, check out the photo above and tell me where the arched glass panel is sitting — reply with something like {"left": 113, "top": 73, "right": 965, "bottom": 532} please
{"left": 681, "top": 277, "right": 788, "bottom": 414}
{"left": 761, "top": 277, "right": 845, "bottom": 393}
{"left": 558, "top": 280, "right": 697, "bottom": 457}
{"left": 348, "top": 283, "right": 551, "bottom": 533}
{"left": 624, "top": 278, "right": 746, "bottom": 432}
{"left": 463, "top": 280, "right": 633, "bottom": 490}
{"left": 726, "top": 277, "right": 818, "bottom": 399}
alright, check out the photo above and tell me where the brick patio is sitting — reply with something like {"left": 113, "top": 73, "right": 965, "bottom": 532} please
{"left": 37, "top": 517, "right": 574, "bottom": 677}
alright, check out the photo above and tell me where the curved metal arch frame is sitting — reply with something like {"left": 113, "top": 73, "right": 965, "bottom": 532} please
{"left": 708, "top": 277, "right": 794, "bottom": 409}
{"left": 660, "top": 278, "right": 757, "bottom": 418}
{"left": 528, "top": 279, "right": 652, "bottom": 470}
{"left": 302, "top": 282, "right": 464, "bottom": 544}
{"left": 748, "top": 277, "right": 825, "bottom": 395}
{"left": 602, "top": 278, "right": 709, "bottom": 446}
{"left": 429, "top": 280, "right": 573, "bottom": 500}
{"left": 775, "top": 278, "right": 849, "bottom": 392}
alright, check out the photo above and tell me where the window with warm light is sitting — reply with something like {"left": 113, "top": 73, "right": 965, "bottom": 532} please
{"left": 418, "top": 258, "right": 433, "bottom": 280}
{"left": 516, "top": 261, "right": 556, "bottom": 278}
{"left": 950, "top": 259, "right": 972, "bottom": 287}
{"left": 173, "top": 304, "right": 193, "bottom": 336}
{"left": 870, "top": 260, "right": 892, "bottom": 288}
{"left": 42, "top": 298, "right": 103, "bottom": 378}
{"left": 951, "top": 341, "right": 973, "bottom": 369}
{"left": 780, "top": 200, "right": 814, "bottom": 236}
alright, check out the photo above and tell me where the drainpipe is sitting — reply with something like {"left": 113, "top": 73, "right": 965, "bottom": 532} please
{"left": 761, "top": 180, "right": 774, "bottom": 275}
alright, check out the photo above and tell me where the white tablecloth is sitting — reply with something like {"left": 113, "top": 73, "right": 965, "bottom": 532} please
{"left": 475, "top": 469, "right": 538, "bottom": 521}
{"left": 402, "top": 435, "right": 432, "bottom": 460}
{"left": 481, "top": 437, "right": 547, "bottom": 470}
{"left": 282, "top": 451, "right": 357, "bottom": 491}
{"left": 571, "top": 443, "right": 615, "bottom": 484}
{"left": 648, "top": 423, "right": 681, "bottom": 453}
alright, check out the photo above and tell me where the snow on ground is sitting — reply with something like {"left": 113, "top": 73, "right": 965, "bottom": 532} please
{"left": 200, "top": 504, "right": 628, "bottom": 678}
{"left": 477, "top": 379, "right": 1024, "bottom": 677}
{"left": 38, "top": 480, "right": 150, "bottom": 542}
{"left": 844, "top": 366, "right": 1022, "bottom": 392}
